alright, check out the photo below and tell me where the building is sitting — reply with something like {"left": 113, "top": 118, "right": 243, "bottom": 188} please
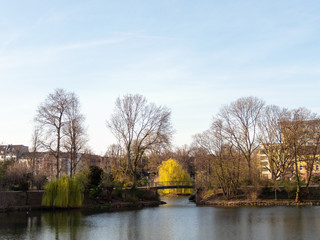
{"left": 20, "top": 152, "right": 71, "bottom": 180}
{"left": 259, "top": 119, "right": 320, "bottom": 182}
{"left": 296, "top": 154, "right": 320, "bottom": 182}
{"left": 0, "top": 143, "right": 109, "bottom": 180}
{"left": 19, "top": 151, "right": 109, "bottom": 180}
{"left": 257, "top": 146, "right": 272, "bottom": 180}
{"left": 0, "top": 144, "right": 29, "bottom": 161}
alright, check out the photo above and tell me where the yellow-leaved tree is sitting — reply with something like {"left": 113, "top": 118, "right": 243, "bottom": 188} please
{"left": 157, "top": 158, "right": 192, "bottom": 194}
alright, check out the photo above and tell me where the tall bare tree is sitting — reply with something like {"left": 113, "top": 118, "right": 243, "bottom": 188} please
{"left": 146, "top": 147, "right": 172, "bottom": 177}
{"left": 258, "top": 105, "right": 295, "bottom": 199}
{"left": 35, "top": 88, "right": 74, "bottom": 178}
{"left": 191, "top": 146, "right": 213, "bottom": 190}
{"left": 172, "top": 145, "right": 195, "bottom": 178}
{"left": 105, "top": 144, "right": 125, "bottom": 170}
{"left": 217, "top": 96, "right": 265, "bottom": 182}
{"left": 30, "top": 126, "right": 42, "bottom": 175}
{"left": 63, "top": 93, "right": 87, "bottom": 177}
{"left": 281, "top": 108, "right": 318, "bottom": 201}
{"left": 107, "top": 94, "right": 173, "bottom": 186}
{"left": 303, "top": 119, "right": 320, "bottom": 189}
{"left": 193, "top": 120, "right": 242, "bottom": 199}
{"left": 258, "top": 105, "right": 294, "bottom": 181}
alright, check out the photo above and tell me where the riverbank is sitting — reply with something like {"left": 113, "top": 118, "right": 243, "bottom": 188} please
{"left": 0, "top": 189, "right": 163, "bottom": 213}
{"left": 196, "top": 186, "right": 320, "bottom": 207}
{"left": 198, "top": 199, "right": 320, "bottom": 207}
{"left": 82, "top": 200, "right": 163, "bottom": 212}
{"left": 0, "top": 200, "right": 163, "bottom": 213}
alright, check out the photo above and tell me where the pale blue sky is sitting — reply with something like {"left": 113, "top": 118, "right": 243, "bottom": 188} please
{"left": 0, "top": 1, "right": 319, "bottom": 154}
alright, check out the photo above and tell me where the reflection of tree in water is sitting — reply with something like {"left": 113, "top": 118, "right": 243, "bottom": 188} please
{"left": 127, "top": 211, "right": 141, "bottom": 240}
{"left": 0, "top": 211, "right": 42, "bottom": 239}
{"left": 42, "top": 210, "right": 82, "bottom": 240}
{"left": 26, "top": 212, "right": 43, "bottom": 239}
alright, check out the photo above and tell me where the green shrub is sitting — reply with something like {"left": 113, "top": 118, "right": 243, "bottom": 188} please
{"left": 134, "top": 189, "right": 146, "bottom": 199}
{"left": 121, "top": 189, "right": 139, "bottom": 202}
{"left": 74, "top": 170, "right": 89, "bottom": 192}
{"left": 123, "top": 194, "right": 139, "bottom": 202}
{"left": 111, "top": 189, "right": 123, "bottom": 199}
{"left": 0, "top": 160, "right": 13, "bottom": 188}
{"left": 88, "top": 166, "right": 103, "bottom": 188}
{"left": 101, "top": 172, "right": 114, "bottom": 188}
{"left": 89, "top": 186, "right": 102, "bottom": 199}
{"left": 283, "top": 181, "right": 297, "bottom": 199}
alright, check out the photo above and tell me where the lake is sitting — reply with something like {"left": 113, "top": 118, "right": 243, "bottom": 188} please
{"left": 1, "top": 197, "right": 320, "bottom": 240}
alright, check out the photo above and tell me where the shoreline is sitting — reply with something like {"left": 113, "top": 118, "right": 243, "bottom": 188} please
{"left": 82, "top": 200, "right": 163, "bottom": 211}
{"left": 197, "top": 199, "right": 320, "bottom": 207}
{"left": 0, "top": 200, "right": 163, "bottom": 213}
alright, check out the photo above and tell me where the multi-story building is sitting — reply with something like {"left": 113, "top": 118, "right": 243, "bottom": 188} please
{"left": 257, "top": 146, "right": 272, "bottom": 180}
{"left": 0, "top": 144, "right": 29, "bottom": 161}
{"left": 259, "top": 119, "right": 320, "bottom": 182}
{"left": 0, "top": 143, "right": 110, "bottom": 180}
{"left": 296, "top": 155, "right": 320, "bottom": 181}
{"left": 20, "top": 151, "right": 109, "bottom": 180}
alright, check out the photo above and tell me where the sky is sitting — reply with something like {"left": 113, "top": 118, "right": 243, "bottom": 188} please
{"left": 0, "top": 1, "right": 320, "bottom": 155}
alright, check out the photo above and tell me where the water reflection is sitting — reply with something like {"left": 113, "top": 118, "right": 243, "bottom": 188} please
{"left": 198, "top": 206, "right": 320, "bottom": 240}
{"left": 42, "top": 210, "right": 82, "bottom": 240}
{"left": 1, "top": 200, "right": 320, "bottom": 240}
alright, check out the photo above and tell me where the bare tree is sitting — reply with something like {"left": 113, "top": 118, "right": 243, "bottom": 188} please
{"left": 217, "top": 96, "right": 265, "bottom": 183}
{"left": 193, "top": 129, "right": 216, "bottom": 184}
{"left": 258, "top": 105, "right": 295, "bottom": 199}
{"left": 107, "top": 94, "right": 173, "bottom": 186}
{"left": 35, "top": 88, "right": 74, "bottom": 178}
{"left": 280, "top": 108, "right": 316, "bottom": 201}
{"left": 146, "top": 147, "right": 172, "bottom": 178}
{"left": 303, "top": 119, "right": 320, "bottom": 189}
{"left": 63, "top": 93, "right": 87, "bottom": 177}
{"left": 29, "top": 126, "right": 42, "bottom": 175}
{"left": 193, "top": 120, "right": 242, "bottom": 199}
{"left": 191, "top": 146, "right": 213, "bottom": 190}
{"left": 258, "top": 105, "right": 294, "bottom": 180}
{"left": 105, "top": 144, "right": 125, "bottom": 170}
{"left": 6, "top": 162, "right": 32, "bottom": 191}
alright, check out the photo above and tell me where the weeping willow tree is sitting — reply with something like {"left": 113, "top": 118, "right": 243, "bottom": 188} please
{"left": 42, "top": 176, "right": 83, "bottom": 208}
{"left": 157, "top": 158, "right": 193, "bottom": 194}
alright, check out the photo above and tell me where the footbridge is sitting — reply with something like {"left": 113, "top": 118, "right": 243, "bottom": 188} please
{"left": 138, "top": 181, "right": 195, "bottom": 190}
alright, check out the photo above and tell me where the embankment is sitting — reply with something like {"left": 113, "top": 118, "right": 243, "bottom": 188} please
{"left": 197, "top": 186, "right": 320, "bottom": 207}
{"left": 0, "top": 189, "right": 162, "bottom": 212}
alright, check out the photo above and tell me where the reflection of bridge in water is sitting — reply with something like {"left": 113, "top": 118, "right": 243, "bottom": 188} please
{"left": 138, "top": 181, "right": 195, "bottom": 190}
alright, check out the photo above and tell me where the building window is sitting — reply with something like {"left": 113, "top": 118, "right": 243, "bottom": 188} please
{"left": 316, "top": 165, "right": 319, "bottom": 171}
{"left": 299, "top": 166, "right": 303, "bottom": 171}
{"left": 263, "top": 174, "right": 269, "bottom": 180}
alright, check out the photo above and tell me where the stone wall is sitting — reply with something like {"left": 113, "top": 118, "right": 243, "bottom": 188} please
{"left": 0, "top": 191, "right": 44, "bottom": 211}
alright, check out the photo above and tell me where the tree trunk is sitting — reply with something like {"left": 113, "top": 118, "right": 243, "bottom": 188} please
{"left": 295, "top": 184, "right": 301, "bottom": 202}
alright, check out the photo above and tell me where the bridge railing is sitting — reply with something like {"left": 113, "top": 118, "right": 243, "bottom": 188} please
{"left": 147, "top": 181, "right": 194, "bottom": 188}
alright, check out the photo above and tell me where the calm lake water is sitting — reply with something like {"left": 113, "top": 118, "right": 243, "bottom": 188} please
{"left": 1, "top": 197, "right": 320, "bottom": 240}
